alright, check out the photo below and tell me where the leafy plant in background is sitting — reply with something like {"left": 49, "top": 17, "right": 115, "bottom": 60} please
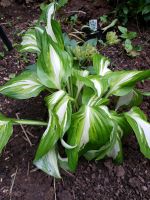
{"left": 0, "top": 2, "right": 150, "bottom": 178}
{"left": 111, "top": 0, "right": 150, "bottom": 24}
{"left": 118, "top": 26, "right": 142, "bottom": 57}
{"left": 106, "top": 31, "right": 120, "bottom": 45}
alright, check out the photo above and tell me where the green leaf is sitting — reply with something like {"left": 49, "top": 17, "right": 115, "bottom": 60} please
{"left": 0, "top": 113, "right": 13, "bottom": 154}
{"left": 0, "top": 71, "right": 45, "bottom": 99}
{"left": 34, "top": 147, "right": 61, "bottom": 178}
{"left": 116, "top": 89, "right": 143, "bottom": 110}
{"left": 67, "top": 105, "right": 115, "bottom": 171}
{"left": 34, "top": 112, "right": 60, "bottom": 161}
{"left": 107, "top": 133, "right": 123, "bottom": 164}
{"left": 42, "top": 3, "right": 64, "bottom": 47}
{"left": 82, "top": 75, "right": 109, "bottom": 98}
{"left": 106, "top": 70, "right": 150, "bottom": 97}
{"left": 111, "top": 111, "right": 132, "bottom": 136}
{"left": 72, "top": 69, "right": 89, "bottom": 99}
{"left": 106, "top": 31, "right": 120, "bottom": 45}
{"left": 118, "top": 26, "right": 127, "bottom": 34}
{"left": 84, "top": 122, "right": 117, "bottom": 160}
{"left": 37, "top": 32, "right": 72, "bottom": 89}
{"left": 125, "top": 107, "right": 150, "bottom": 159}
{"left": 20, "top": 29, "right": 41, "bottom": 53}
{"left": 45, "top": 90, "right": 73, "bottom": 136}
{"left": 93, "top": 54, "right": 111, "bottom": 76}
{"left": 124, "top": 39, "right": 133, "bottom": 53}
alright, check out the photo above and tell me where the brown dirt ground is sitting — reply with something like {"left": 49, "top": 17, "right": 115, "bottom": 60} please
{"left": 0, "top": 0, "right": 150, "bottom": 200}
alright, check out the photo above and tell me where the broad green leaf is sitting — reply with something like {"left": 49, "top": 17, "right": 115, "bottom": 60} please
{"left": 45, "top": 90, "right": 73, "bottom": 135}
{"left": 118, "top": 26, "right": 127, "bottom": 34}
{"left": 106, "top": 70, "right": 150, "bottom": 96}
{"left": 34, "top": 112, "right": 60, "bottom": 161}
{"left": 116, "top": 89, "right": 142, "bottom": 110}
{"left": 111, "top": 111, "right": 132, "bottom": 135}
{"left": 84, "top": 122, "right": 117, "bottom": 160}
{"left": 80, "top": 75, "right": 108, "bottom": 98}
{"left": 20, "top": 29, "right": 41, "bottom": 53}
{"left": 107, "top": 133, "right": 123, "bottom": 164}
{"left": 0, "top": 113, "right": 13, "bottom": 154}
{"left": 125, "top": 107, "right": 150, "bottom": 159}
{"left": 93, "top": 54, "right": 111, "bottom": 76}
{"left": 37, "top": 32, "right": 72, "bottom": 89}
{"left": 83, "top": 92, "right": 109, "bottom": 107}
{"left": 34, "top": 147, "right": 61, "bottom": 178}
{"left": 67, "top": 105, "right": 115, "bottom": 171}
{"left": 0, "top": 71, "right": 45, "bottom": 99}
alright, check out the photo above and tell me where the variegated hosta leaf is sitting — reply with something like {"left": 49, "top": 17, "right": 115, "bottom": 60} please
{"left": 0, "top": 71, "right": 45, "bottom": 99}
{"left": 111, "top": 111, "right": 132, "bottom": 135}
{"left": 84, "top": 122, "right": 117, "bottom": 160}
{"left": 106, "top": 70, "right": 150, "bottom": 97}
{"left": 67, "top": 105, "right": 115, "bottom": 171}
{"left": 82, "top": 75, "right": 108, "bottom": 97}
{"left": 34, "top": 112, "right": 60, "bottom": 161}
{"left": 72, "top": 69, "right": 89, "bottom": 99}
{"left": 93, "top": 54, "right": 111, "bottom": 76}
{"left": 0, "top": 113, "right": 13, "bottom": 154}
{"left": 34, "top": 147, "right": 61, "bottom": 178}
{"left": 116, "top": 89, "right": 143, "bottom": 110}
{"left": 125, "top": 107, "right": 150, "bottom": 159}
{"left": 20, "top": 29, "right": 40, "bottom": 53}
{"left": 45, "top": 90, "right": 72, "bottom": 136}
{"left": 107, "top": 133, "right": 123, "bottom": 164}
{"left": 37, "top": 32, "right": 72, "bottom": 89}
{"left": 43, "top": 3, "right": 64, "bottom": 47}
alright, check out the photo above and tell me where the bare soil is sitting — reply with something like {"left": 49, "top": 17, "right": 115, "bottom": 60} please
{"left": 0, "top": 0, "right": 150, "bottom": 200}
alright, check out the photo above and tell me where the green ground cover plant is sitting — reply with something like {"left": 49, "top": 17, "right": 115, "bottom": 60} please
{"left": 0, "top": 2, "right": 150, "bottom": 178}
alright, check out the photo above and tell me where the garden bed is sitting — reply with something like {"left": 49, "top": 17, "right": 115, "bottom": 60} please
{"left": 0, "top": 0, "right": 150, "bottom": 199}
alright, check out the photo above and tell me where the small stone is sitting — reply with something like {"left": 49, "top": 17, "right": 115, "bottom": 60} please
{"left": 142, "top": 186, "right": 148, "bottom": 191}
{"left": 115, "top": 166, "right": 125, "bottom": 178}
{"left": 129, "top": 177, "right": 140, "bottom": 188}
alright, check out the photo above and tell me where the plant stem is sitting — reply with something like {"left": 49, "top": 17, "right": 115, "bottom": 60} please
{"left": 12, "top": 119, "right": 47, "bottom": 126}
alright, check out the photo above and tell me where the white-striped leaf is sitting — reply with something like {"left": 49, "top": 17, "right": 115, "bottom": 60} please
{"left": 0, "top": 71, "right": 45, "bottom": 99}
{"left": 93, "top": 54, "right": 111, "bottom": 76}
{"left": 0, "top": 113, "right": 13, "bottom": 154}
{"left": 34, "top": 112, "right": 60, "bottom": 161}
{"left": 84, "top": 123, "right": 117, "bottom": 161}
{"left": 125, "top": 107, "right": 150, "bottom": 159}
{"left": 44, "top": 3, "right": 64, "bottom": 47}
{"left": 34, "top": 147, "right": 61, "bottom": 178}
{"left": 20, "top": 28, "right": 42, "bottom": 53}
{"left": 67, "top": 105, "right": 115, "bottom": 171}
{"left": 37, "top": 32, "right": 72, "bottom": 89}
{"left": 82, "top": 75, "right": 108, "bottom": 97}
{"left": 106, "top": 70, "right": 150, "bottom": 96}
{"left": 72, "top": 69, "right": 89, "bottom": 99}
{"left": 45, "top": 90, "right": 72, "bottom": 135}
{"left": 116, "top": 89, "right": 142, "bottom": 110}
{"left": 107, "top": 132, "right": 123, "bottom": 163}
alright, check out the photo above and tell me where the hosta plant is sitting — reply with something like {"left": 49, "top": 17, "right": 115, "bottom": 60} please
{"left": 0, "top": 2, "right": 150, "bottom": 178}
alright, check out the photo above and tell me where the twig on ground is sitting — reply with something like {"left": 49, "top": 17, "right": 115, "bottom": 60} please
{"left": 9, "top": 167, "right": 18, "bottom": 200}
{"left": 66, "top": 10, "right": 86, "bottom": 15}
{"left": 16, "top": 113, "right": 33, "bottom": 146}
{"left": 54, "top": 178, "right": 57, "bottom": 200}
